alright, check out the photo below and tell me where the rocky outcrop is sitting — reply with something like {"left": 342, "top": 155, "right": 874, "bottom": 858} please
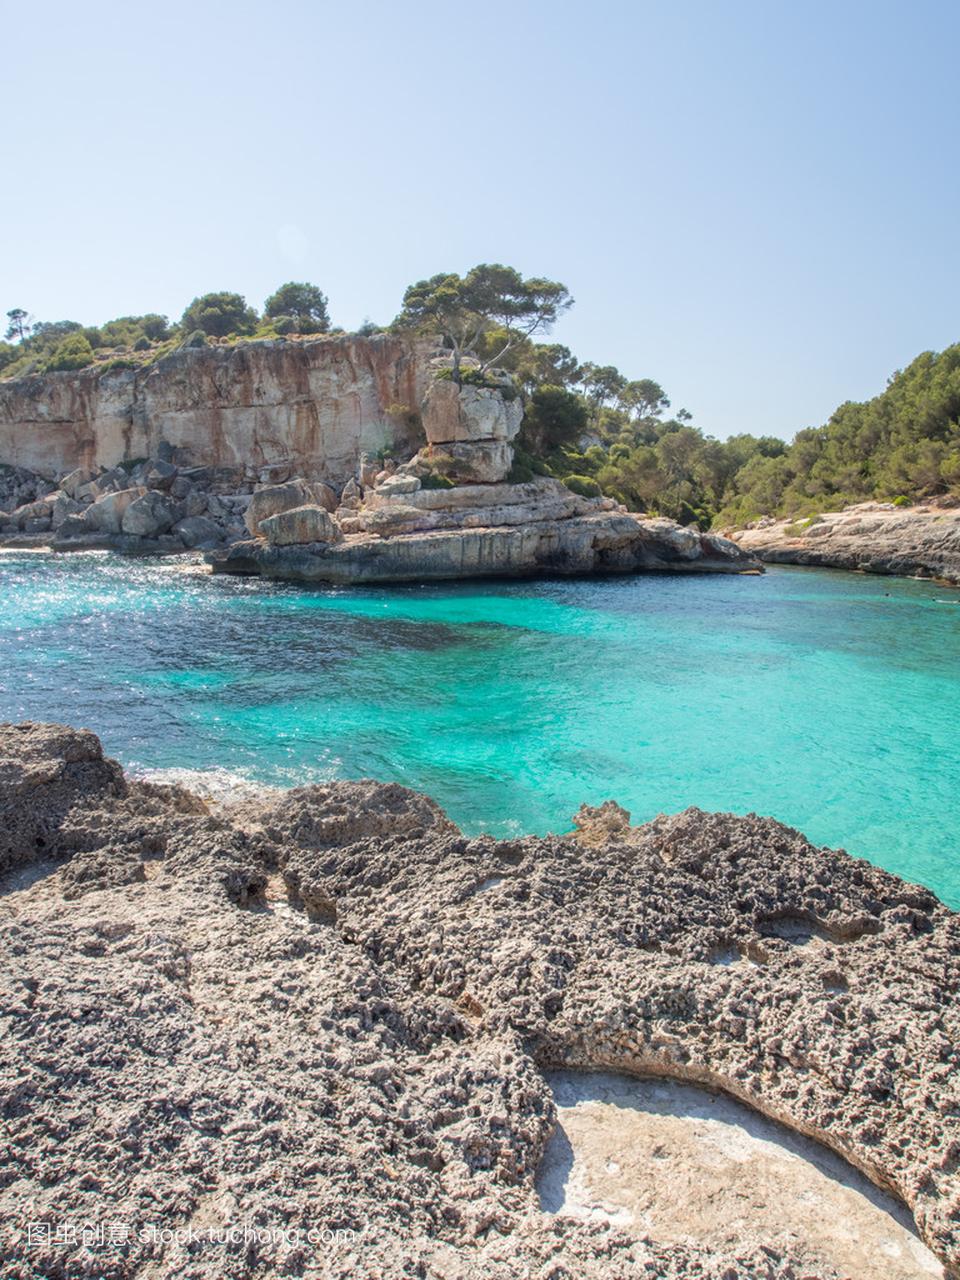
{"left": 211, "top": 476, "right": 761, "bottom": 583}
{"left": 244, "top": 477, "right": 336, "bottom": 536}
{"left": 1, "top": 721, "right": 958, "bottom": 1279}
{"left": 0, "top": 335, "right": 430, "bottom": 486}
{"left": 1, "top": 358, "right": 762, "bottom": 583}
{"left": 258, "top": 503, "right": 342, "bottom": 546}
{"left": 0, "top": 457, "right": 254, "bottom": 554}
{"left": 403, "top": 362, "right": 523, "bottom": 484}
{"left": 729, "top": 500, "right": 960, "bottom": 582}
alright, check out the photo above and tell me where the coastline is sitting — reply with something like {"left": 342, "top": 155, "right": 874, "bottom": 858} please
{"left": 727, "top": 501, "right": 960, "bottom": 584}
{"left": 1, "top": 722, "right": 957, "bottom": 1279}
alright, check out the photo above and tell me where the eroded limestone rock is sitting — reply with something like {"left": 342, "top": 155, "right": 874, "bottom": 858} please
{"left": 83, "top": 486, "right": 146, "bottom": 534}
{"left": 121, "top": 490, "right": 180, "bottom": 537}
{"left": 729, "top": 501, "right": 960, "bottom": 582}
{"left": 259, "top": 503, "right": 343, "bottom": 546}
{"left": 0, "top": 721, "right": 957, "bottom": 1279}
{"left": 245, "top": 479, "right": 319, "bottom": 536}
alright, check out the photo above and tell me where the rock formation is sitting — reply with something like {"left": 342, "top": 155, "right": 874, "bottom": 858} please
{"left": 212, "top": 474, "right": 759, "bottom": 583}
{"left": 403, "top": 362, "right": 524, "bottom": 484}
{"left": 729, "top": 500, "right": 960, "bottom": 582}
{"left": 0, "top": 353, "right": 761, "bottom": 580}
{"left": 0, "top": 335, "right": 430, "bottom": 486}
{"left": 1, "top": 722, "right": 958, "bottom": 1279}
{"left": 210, "top": 365, "right": 761, "bottom": 583}
{"left": 0, "top": 458, "right": 253, "bottom": 554}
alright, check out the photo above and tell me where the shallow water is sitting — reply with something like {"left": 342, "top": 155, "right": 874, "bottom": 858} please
{"left": 2, "top": 551, "right": 959, "bottom": 904}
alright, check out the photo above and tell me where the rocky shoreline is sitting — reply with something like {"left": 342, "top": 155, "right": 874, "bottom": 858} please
{"left": 1, "top": 723, "right": 957, "bottom": 1278}
{"left": 728, "top": 501, "right": 960, "bottom": 583}
{"left": 0, "top": 358, "right": 761, "bottom": 583}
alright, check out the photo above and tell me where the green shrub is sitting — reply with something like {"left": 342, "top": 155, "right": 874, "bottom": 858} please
{"left": 181, "top": 291, "right": 257, "bottom": 338}
{"left": 180, "top": 329, "right": 208, "bottom": 349}
{"left": 507, "top": 460, "right": 534, "bottom": 484}
{"left": 893, "top": 494, "right": 911, "bottom": 506}
{"left": 43, "top": 333, "right": 95, "bottom": 372}
{"left": 563, "top": 473, "right": 601, "bottom": 498}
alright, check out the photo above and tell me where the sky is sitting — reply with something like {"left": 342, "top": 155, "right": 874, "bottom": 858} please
{"left": 3, "top": 0, "right": 959, "bottom": 441}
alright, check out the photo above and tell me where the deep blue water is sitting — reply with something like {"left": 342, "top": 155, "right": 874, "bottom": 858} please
{"left": 2, "top": 550, "right": 959, "bottom": 905}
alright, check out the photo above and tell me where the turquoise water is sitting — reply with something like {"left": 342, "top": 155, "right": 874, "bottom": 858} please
{"left": 2, "top": 550, "right": 959, "bottom": 905}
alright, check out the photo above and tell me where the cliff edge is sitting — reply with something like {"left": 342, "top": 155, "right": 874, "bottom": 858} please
{"left": 0, "top": 334, "right": 429, "bottom": 487}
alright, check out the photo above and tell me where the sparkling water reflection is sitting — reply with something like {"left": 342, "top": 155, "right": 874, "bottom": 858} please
{"left": 3, "top": 550, "right": 959, "bottom": 905}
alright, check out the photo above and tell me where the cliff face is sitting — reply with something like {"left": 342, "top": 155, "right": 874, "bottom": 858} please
{"left": 0, "top": 335, "right": 430, "bottom": 487}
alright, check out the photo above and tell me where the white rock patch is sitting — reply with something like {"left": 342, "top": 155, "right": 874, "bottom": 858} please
{"left": 537, "top": 1071, "right": 943, "bottom": 1280}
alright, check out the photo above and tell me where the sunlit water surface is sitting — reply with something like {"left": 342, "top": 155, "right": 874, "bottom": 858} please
{"left": 2, "top": 551, "right": 959, "bottom": 905}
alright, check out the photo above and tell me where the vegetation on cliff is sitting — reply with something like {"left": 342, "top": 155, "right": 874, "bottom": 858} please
{"left": 3, "top": 275, "right": 958, "bottom": 527}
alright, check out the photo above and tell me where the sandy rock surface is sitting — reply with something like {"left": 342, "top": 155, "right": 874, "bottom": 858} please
{"left": 1, "top": 723, "right": 958, "bottom": 1279}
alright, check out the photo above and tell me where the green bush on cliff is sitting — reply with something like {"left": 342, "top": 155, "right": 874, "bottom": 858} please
{"left": 563, "top": 473, "right": 602, "bottom": 498}
{"left": 43, "top": 333, "right": 95, "bottom": 373}
{"left": 264, "top": 282, "right": 330, "bottom": 334}
{"left": 181, "top": 292, "right": 258, "bottom": 339}
{"left": 507, "top": 460, "right": 534, "bottom": 483}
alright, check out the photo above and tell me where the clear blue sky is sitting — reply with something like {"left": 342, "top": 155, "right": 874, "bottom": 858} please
{"left": 3, "top": 0, "right": 958, "bottom": 440}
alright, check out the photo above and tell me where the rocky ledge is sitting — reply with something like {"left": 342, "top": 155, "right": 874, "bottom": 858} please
{"left": 728, "top": 500, "right": 960, "bottom": 582}
{"left": 210, "top": 474, "right": 760, "bottom": 583}
{"left": 1, "top": 723, "right": 957, "bottom": 1279}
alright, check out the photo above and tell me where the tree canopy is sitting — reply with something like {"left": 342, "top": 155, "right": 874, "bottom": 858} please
{"left": 3, "top": 269, "right": 956, "bottom": 529}
{"left": 264, "top": 282, "right": 330, "bottom": 334}
{"left": 394, "top": 264, "right": 572, "bottom": 381}
{"left": 180, "top": 292, "right": 258, "bottom": 338}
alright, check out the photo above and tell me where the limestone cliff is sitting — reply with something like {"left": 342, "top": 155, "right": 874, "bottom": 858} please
{"left": 0, "top": 335, "right": 430, "bottom": 487}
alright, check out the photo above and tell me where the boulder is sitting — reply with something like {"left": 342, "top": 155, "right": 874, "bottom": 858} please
{"left": 83, "top": 487, "right": 146, "bottom": 534}
{"left": 359, "top": 458, "right": 381, "bottom": 488}
{"left": 55, "top": 515, "right": 88, "bottom": 539}
{"left": 50, "top": 492, "right": 83, "bottom": 530}
{"left": 408, "top": 441, "right": 514, "bottom": 485}
{"left": 141, "top": 460, "right": 178, "bottom": 491}
{"left": 339, "top": 477, "right": 362, "bottom": 510}
{"left": 422, "top": 377, "right": 523, "bottom": 445}
{"left": 91, "top": 467, "right": 128, "bottom": 498}
{"left": 245, "top": 479, "right": 318, "bottom": 536}
{"left": 259, "top": 504, "right": 343, "bottom": 547}
{"left": 121, "top": 492, "right": 181, "bottom": 538}
{"left": 11, "top": 497, "right": 53, "bottom": 527}
{"left": 174, "top": 515, "right": 223, "bottom": 548}
{"left": 313, "top": 481, "right": 338, "bottom": 513}
{"left": 258, "top": 463, "right": 293, "bottom": 485}
{"left": 59, "top": 467, "right": 96, "bottom": 499}
{"left": 375, "top": 474, "right": 421, "bottom": 497}
{"left": 182, "top": 490, "right": 208, "bottom": 519}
